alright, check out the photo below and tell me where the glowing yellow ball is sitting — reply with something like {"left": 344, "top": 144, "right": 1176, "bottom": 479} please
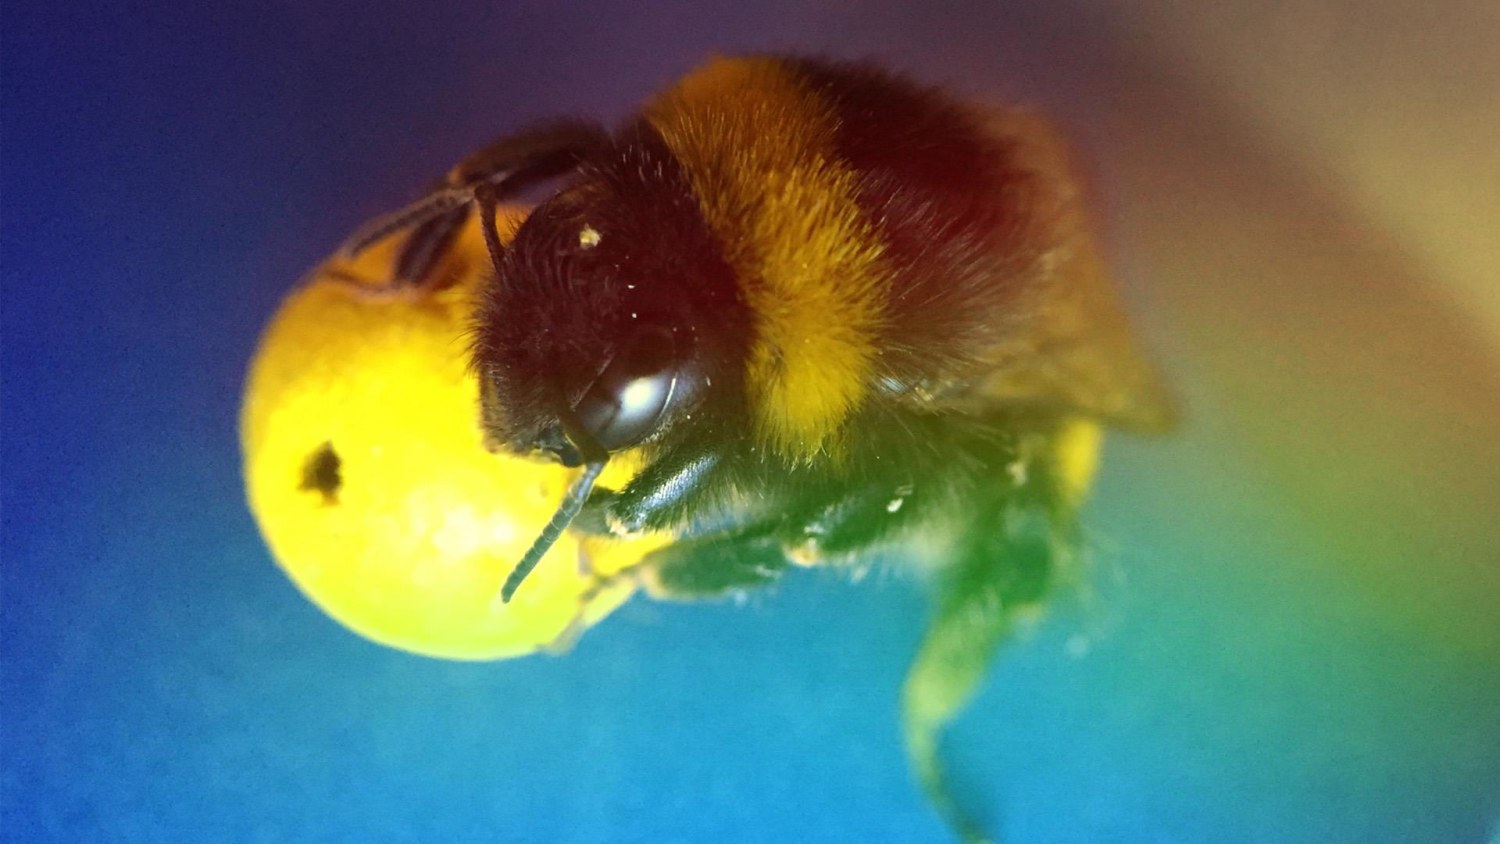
{"left": 240, "top": 210, "right": 661, "bottom": 660}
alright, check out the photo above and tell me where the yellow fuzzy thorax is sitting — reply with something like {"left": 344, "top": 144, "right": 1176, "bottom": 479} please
{"left": 645, "top": 57, "right": 891, "bottom": 462}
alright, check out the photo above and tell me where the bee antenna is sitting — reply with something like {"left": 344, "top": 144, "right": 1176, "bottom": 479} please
{"left": 499, "top": 458, "right": 606, "bottom": 603}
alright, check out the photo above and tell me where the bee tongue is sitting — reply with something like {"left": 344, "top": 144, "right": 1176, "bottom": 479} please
{"left": 497, "top": 404, "right": 610, "bottom": 604}
{"left": 497, "top": 458, "right": 606, "bottom": 604}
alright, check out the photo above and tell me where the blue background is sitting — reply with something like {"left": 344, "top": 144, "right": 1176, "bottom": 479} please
{"left": 4, "top": 2, "right": 1498, "bottom": 842}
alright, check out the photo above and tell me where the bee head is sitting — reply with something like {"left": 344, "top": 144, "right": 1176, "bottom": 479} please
{"left": 471, "top": 186, "right": 709, "bottom": 467}
{"left": 469, "top": 158, "right": 744, "bottom": 603}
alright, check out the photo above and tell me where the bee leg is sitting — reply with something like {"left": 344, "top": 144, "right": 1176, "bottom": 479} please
{"left": 390, "top": 205, "right": 471, "bottom": 295}
{"left": 783, "top": 480, "right": 922, "bottom": 565}
{"left": 337, "top": 120, "right": 610, "bottom": 292}
{"left": 588, "top": 446, "right": 728, "bottom": 536}
{"left": 639, "top": 525, "right": 791, "bottom": 599}
{"left": 538, "top": 520, "right": 788, "bottom": 652}
{"left": 902, "top": 492, "right": 1074, "bottom": 844}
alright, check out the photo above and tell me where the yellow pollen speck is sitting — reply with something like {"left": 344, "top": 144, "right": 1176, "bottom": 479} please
{"left": 1052, "top": 418, "right": 1104, "bottom": 508}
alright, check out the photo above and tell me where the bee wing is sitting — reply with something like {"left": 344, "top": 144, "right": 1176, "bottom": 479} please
{"left": 940, "top": 110, "right": 1178, "bottom": 434}
{"left": 955, "top": 249, "right": 1179, "bottom": 434}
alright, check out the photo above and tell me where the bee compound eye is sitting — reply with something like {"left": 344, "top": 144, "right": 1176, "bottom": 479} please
{"left": 572, "top": 327, "right": 683, "bottom": 452}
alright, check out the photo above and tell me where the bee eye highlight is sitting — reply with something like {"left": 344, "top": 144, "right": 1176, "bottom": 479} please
{"left": 573, "top": 327, "right": 684, "bottom": 452}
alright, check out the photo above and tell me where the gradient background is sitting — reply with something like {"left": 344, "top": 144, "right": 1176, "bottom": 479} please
{"left": 4, "top": 2, "right": 1498, "bottom": 842}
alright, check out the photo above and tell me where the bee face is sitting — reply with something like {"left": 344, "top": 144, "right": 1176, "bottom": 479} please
{"left": 471, "top": 187, "right": 712, "bottom": 466}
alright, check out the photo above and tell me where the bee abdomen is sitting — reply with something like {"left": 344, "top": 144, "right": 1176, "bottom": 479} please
{"left": 784, "top": 57, "right": 1053, "bottom": 383}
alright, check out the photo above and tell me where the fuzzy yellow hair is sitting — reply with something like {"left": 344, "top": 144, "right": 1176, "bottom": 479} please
{"left": 646, "top": 57, "right": 892, "bottom": 461}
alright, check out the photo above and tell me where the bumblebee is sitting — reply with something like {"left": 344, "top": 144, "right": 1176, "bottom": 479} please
{"left": 345, "top": 55, "right": 1173, "bottom": 841}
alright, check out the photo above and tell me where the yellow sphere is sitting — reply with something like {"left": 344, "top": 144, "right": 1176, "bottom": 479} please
{"left": 240, "top": 210, "right": 662, "bottom": 660}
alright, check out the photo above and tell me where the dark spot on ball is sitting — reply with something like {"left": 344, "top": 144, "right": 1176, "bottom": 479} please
{"left": 300, "top": 442, "right": 342, "bottom": 505}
